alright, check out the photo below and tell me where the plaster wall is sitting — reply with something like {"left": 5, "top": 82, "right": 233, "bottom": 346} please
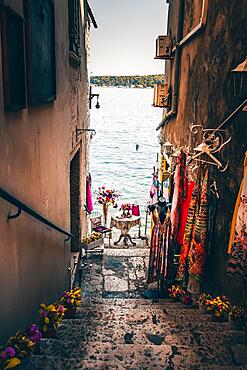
{"left": 163, "top": 0, "right": 247, "bottom": 305}
{"left": 0, "top": 0, "right": 89, "bottom": 341}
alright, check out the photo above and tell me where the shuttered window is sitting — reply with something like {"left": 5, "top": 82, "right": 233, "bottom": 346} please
{"left": 0, "top": 5, "right": 26, "bottom": 111}
{"left": 68, "top": 0, "right": 81, "bottom": 67}
{"left": 24, "top": 0, "right": 56, "bottom": 105}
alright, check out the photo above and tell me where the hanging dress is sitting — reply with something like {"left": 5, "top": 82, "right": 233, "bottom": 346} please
{"left": 147, "top": 207, "right": 171, "bottom": 284}
{"left": 176, "top": 170, "right": 209, "bottom": 293}
{"left": 227, "top": 152, "right": 247, "bottom": 280}
{"left": 170, "top": 152, "right": 188, "bottom": 246}
{"left": 86, "top": 175, "right": 94, "bottom": 213}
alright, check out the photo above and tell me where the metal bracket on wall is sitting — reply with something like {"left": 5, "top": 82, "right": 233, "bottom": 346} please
{"left": 76, "top": 128, "right": 96, "bottom": 142}
{"left": 64, "top": 235, "right": 71, "bottom": 242}
{"left": 8, "top": 207, "right": 22, "bottom": 220}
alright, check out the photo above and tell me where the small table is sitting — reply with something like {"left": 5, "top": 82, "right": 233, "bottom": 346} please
{"left": 110, "top": 212, "right": 141, "bottom": 246}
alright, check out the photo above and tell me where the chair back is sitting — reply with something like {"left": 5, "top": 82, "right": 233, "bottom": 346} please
{"left": 90, "top": 212, "right": 102, "bottom": 230}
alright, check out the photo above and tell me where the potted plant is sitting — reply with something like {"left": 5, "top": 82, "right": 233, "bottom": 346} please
{"left": 39, "top": 303, "right": 65, "bottom": 338}
{"left": 182, "top": 292, "right": 193, "bottom": 306}
{"left": 206, "top": 296, "right": 230, "bottom": 322}
{"left": 0, "top": 346, "right": 21, "bottom": 370}
{"left": 168, "top": 285, "right": 185, "bottom": 301}
{"left": 199, "top": 293, "right": 212, "bottom": 313}
{"left": 120, "top": 203, "right": 132, "bottom": 217}
{"left": 26, "top": 325, "right": 42, "bottom": 355}
{"left": 59, "top": 287, "right": 81, "bottom": 319}
{"left": 229, "top": 306, "right": 246, "bottom": 330}
{"left": 1, "top": 331, "right": 35, "bottom": 369}
{"left": 81, "top": 232, "right": 103, "bottom": 252}
{"left": 95, "top": 186, "right": 120, "bottom": 226}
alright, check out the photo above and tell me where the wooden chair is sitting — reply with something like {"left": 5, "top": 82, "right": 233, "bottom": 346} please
{"left": 89, "top": 212, "right": 112, "bottom": 247}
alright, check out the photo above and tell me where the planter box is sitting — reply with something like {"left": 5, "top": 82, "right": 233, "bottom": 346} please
{"left": 81, "top": 238, "right": 104, "bottom": 256}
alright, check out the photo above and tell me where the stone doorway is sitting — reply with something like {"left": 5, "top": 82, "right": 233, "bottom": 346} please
{"left": 70, "top": 150, "right": 80, "bottom": 252}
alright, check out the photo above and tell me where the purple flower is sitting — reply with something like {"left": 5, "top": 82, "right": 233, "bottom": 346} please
{"left": 0, "top": 351, "right": 7, "bottom": 360}
{"left": 67, "top": 299, "right": 71, "bottom": 304}
{"left": 26, "top": 324, "right": 39, "bottom": 335}
{"left": 29, "top": 331, "right": 42, "bottom": 343}
{"left": 58, "top": 306, "right": 65, "bottom": 313}
{"left": 40, "top": 310, "right": 47, "bottom": 318}
{"left": 5, "top": 347, "right": 16, "bottom": 358}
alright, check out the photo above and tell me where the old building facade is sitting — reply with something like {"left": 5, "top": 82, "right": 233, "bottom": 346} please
{"left": 0, "top": 0, "right": 95, "bottom": 342}
{"left": 156, "top": 0, "right": 247, "bottom": 305}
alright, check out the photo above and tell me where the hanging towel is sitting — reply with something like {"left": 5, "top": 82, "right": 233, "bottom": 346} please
{"left": 227, "top": 152, "right": 247, "bottom": 279}
{"left": 86, "top": 175, "right": 93, "bottom": 214}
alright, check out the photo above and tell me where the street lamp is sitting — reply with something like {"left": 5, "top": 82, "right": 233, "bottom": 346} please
{"left": 231, "top": 57, "right": 247, "bottom": 98}
{"left": 89, "top": 86, "right": 100, "bottom": 109}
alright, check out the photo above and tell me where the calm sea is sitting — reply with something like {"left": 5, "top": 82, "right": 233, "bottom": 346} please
{"left": 90, "top": 87, "right": 162, "bottom": 225}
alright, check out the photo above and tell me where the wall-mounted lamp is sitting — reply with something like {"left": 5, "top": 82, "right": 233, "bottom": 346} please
{"left": 162, "top": 141, "right": 174, "bottom": 156}
{"left": 231, "top": 56, "right": 247, "bottom": 98}
{"left": 89, "top": 86, "right": 100, "bottom": 109}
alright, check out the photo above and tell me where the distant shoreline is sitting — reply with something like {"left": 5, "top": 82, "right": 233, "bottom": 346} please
{"left": 90, "top": 74, "right": 164, "bottom": 88}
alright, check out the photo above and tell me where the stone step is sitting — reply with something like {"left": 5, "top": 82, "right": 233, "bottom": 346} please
{"left": 55, "top": 319, "right": 246, "bottom": 347}
{"left": 31, "top": 342, "right": 244, "bottom": 368}
{"left": 79, "top": 297, "right": 193, "bottom": 307}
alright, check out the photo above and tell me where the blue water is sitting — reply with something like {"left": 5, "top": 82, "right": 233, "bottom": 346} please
{"left": 90, "top": 87, "right": 162, "bottom": 223}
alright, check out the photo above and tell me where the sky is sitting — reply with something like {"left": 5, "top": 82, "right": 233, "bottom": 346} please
{"left": 88, "top": 0, "right": 168, "bottom": 76}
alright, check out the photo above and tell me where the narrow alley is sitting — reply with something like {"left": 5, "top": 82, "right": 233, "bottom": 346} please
{"left": 28, "top": 237, "right": 247, "bottom": 369}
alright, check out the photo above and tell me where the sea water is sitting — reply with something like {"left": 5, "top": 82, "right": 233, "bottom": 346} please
{"left": 90, "top": 87, "right": 162, "bottom": 227}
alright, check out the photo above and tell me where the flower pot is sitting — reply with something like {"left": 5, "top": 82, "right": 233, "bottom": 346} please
{"left": 64, "top": 307, "right": 76, "bottom": 319}
{"left": 16, "top": 357, "right": 31, "bottom": 369}
{"left": 42, "top": 327, "right": 57, "bottom": 339}
{"left": 102, "top": 203, "right": 108, "bottom": 226}
{"left": 211, "top": 315, "right": 228, "bottom": 323}
{"left": 199, "top": 303, "right": 209, "bottom": 314}
{"left": 229, "top": 317, "right": 245, "bottom": 331}
{"left": 34, "top": 341, "right": 41, "bottom": 355}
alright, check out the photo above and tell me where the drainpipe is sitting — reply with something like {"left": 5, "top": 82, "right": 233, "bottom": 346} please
{"left": 156, "top": 0, "right": 208, "bottom": 131}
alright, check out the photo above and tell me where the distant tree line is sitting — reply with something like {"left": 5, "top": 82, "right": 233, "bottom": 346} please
{"left": 90, "top": 75, "right": 164, "bottom": 88}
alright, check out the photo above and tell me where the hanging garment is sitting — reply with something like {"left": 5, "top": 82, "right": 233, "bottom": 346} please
{"left": 227, "top": 152, "right": 247, "bottom": 280}
{"left": 187, "top": 170, "right": 209, "bottom": 293}
{"left": 86, "top": 175, "right": 93, "bottom": 213}
{"left": 176, "top": 170, "right": 209, "bottom": 292}
{"left": 176, "top": 177, "right": 200, "bottom": 283}
{"left": 177, "top": 180, "right": 195, "bottom": 246}
{"left": 147, "top": 205, "right": 172, "bottom": 284}
{"left": 170, "top": 152, "right": 188, "bottom": 246}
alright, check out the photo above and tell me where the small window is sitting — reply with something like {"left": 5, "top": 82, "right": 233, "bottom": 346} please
{"left": 24, "top": 0, "right": 56, "bottom": 105}
{"left": 68, "top": 0, "right": 81, "bottom": 68}
{"left": 0, "top": 5, "right": 26, "bottom": 111}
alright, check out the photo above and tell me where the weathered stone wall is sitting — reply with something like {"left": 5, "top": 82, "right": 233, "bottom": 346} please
{"left": 163, "top": 0, "right": 247, "bottom": 305}
{"left": 0, "top": 0, "right": 89, "bottom": 341}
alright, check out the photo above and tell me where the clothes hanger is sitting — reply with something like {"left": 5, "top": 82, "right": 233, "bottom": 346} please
{"left": 209, "top": 180, "right": 220, "bottom": 199}
{"left": 190, "top": 142, "right": 229, "bottom": 171}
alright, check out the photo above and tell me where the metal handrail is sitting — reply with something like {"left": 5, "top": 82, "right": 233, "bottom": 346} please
{"left": 0, "top": 187, "right": 74, "bottom": 240}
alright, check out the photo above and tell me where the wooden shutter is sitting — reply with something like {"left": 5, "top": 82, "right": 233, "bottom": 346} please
{"left": 24, "top": 0, "right": 56, "bottom": 105}
{"left": 68, "top": 0, "right": 81, "bottom": 67}
{"left": 0, "top": 5, "right": 26, "bottom": 112}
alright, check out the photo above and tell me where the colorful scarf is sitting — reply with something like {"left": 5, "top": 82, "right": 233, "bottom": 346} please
{"left": 227, "top": 152, "right": 247, "bottom": 280}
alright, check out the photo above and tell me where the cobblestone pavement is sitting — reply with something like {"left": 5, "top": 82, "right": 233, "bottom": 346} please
{"left": 30, "top": 236, "right": 247, "bottom": 369}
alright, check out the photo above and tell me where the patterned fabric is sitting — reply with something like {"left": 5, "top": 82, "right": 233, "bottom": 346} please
{"left": 176, "top": 171, "right": 209, "bottom": 289}
{"left": 227, "top": 152, "right": 247, "bottom": 280}
{"left": 188, "top": 170, "right": 209, "bottom": 280}
{"left": 170, "top": 152, "right": 188, "bottom": 246}
{"left": 147, "top": 207, "right": 171, "bottom": 284}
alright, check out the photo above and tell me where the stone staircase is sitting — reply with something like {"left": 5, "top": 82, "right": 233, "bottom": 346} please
{"left": 30, "top": 298, "right": 247, "bottom": 369}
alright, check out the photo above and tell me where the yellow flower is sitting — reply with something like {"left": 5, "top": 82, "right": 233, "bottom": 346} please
{"left": 3, "top": 358, "right": 21, "bottom": 370}
{"left": 44, "top": 317, "right": 50, "bottom": 324}
{"left": 43, "top": 325, "right": 48, "bottom": 332}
